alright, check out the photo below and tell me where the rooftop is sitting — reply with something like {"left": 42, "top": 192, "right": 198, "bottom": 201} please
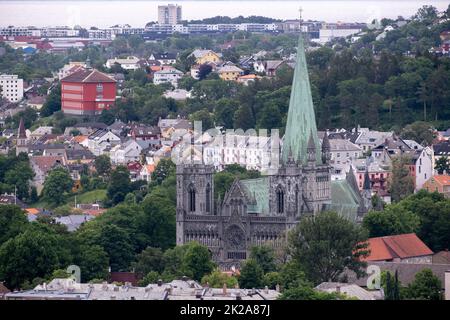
{"left": 61, "top": 69, "right": 116, "bottom": 83}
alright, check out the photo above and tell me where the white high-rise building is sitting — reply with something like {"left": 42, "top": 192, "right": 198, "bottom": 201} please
{"left": 0, "top": 74, "right": 24, "bottom": 102}
{"left": 158, "top": 4, "right": 182, "bottom": 25}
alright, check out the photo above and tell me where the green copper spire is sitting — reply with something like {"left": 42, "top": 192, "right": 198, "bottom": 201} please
{"left": 281, "top": 33, "right": 321, "bottom": 165}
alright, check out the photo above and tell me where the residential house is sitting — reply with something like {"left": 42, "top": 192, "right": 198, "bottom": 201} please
{"left": 127, "top": 161, "right": 143, "bottom": 181}
{"left": 129, "top": 123, "right": 161, "bottom": 141}
{"left": 237, "top": 74, "right": 261, "bottom": 86}
{"left": 329, "top": 138, "right": 363, "bottom": 166}
{"left": 189, "top": 49, "right": 222, "bottom": 64}
{"left": 433, "top": 140, "right": 450, "bottom": 174}
{"left": 105, "top": 56, "right": 140, "bottom": 70}
{"left": 150, "top": 52, "right": 177, "bottom": 65}
{"left": 254, "top": 60, "right": 292, "bottom": 77}
{"left": 139, "top": 163, "right": 155, "bottom": 182}
{"left": 87, "top": 129, "right": 121, "bottom": 156}
{"left": 353, "top": 128, "right": 393, "bottom": 153}
{"left": 29, "top": 126, "right": 53, "bottom": 141}
{"left": 153, "top": 68, "right": 183, "bottom": 87}
{"left": 158, "top": 117, "right": 192, "bottom": 139}
{"left": 217, "top": 65, "right": 244, "bottom": 81}
{"left": 64, "top": 122, "right": 107, "bottom": 136}
{"left": 26, "top": 95, "right": 46, "bottom": 110}
{"left": 362, "top": 233, "right": 433, "bottom": 264}
{"left": 107, "top": 119, "right": 128, "bottom": 137}
{"left": 54, "top": 214, "right": 94, "bottom": 232}
{"left": 65, "top": 148, "right": 95, "bottom": 165}
{"left": 109, "top": 139, "right": 142, "bottom": 164}
{"left": 423, "top": 175, "right": 450, "bottom": 198}
{"left": 30, "top": 155, "right": 66, "bottom": 194}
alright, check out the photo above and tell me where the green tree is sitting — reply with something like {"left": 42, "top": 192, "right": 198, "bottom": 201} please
{"left": 94, "top": 154, "right": 112, "bottom": 177}
{"left": 406, "top": 269, "right": 441, "bottom": 300}
{"left": 41, "top": 84, "right": 61, "bottom": 117}
{"left": 288, "top": 211, "right": 369, "bottom": 285}
{"left": 238, "top": 259, "right": 264, "bottom": 289}
{"left": 151, "top": 158, "right": 175, "bottom": 186}
{"left": 139, "top": 271, "right": 161, "bottom": 286}
{"left": 75, "top": 245, "right": 109, "bottom": 282}
{"left": 0, "top": 225, "right": 71, "bottom": 289}
{"left": 201, "top": 269, "right": 238, "bottom": 288}
{"left": 4, "top": 160, "right": 34, "bottom": 201}
{"left": 132, "top": 247, "right": 165, "bottom": 275}
{"left": 362, "top": 204, "right": 420, "bottom": 237}
{"left": 400, "top": 121, "right": 434, "bottom": 146}
{"left": 0, "top": 205, "right": 28, "bottom": 245}
{"left": 278, "top": 286, "right": 343, "bottom": 300}
{"left": 435, "top": 156, "right": 449, "bottom": 175}
{"left": 249, "top": 245, "right": 277, "bottom": 274}
{"left": 390, "top": 155, "right": 415, "bottom": 202}
{"left": 181, "top": 242, "right": 215, "bottom": 282}
{"left": 107, "top": 165, "right": 131, "bottom": 205}
{"left": 42, "top": 167, "right": 73, "bottom": 206}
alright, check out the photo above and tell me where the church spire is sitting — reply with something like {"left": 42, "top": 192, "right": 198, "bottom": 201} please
{"left": 18, "top": 117, "right": 26, "bottom": 139}
{"left": 281, "top": 31, "right": 320, "bottom": 165}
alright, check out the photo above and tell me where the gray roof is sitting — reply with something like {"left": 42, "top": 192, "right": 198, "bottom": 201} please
{"left": 315, "top": 282, "right": 383, "bottom": 300}
{"left": 329, "top": 139, "right": 362, "bottom": 152}
{"left": 54, "top": 214, "right": 94, "bottom": 232}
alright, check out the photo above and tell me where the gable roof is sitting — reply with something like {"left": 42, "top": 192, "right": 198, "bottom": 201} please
{"left": 61, "top": 69, "right": 116, "bottom": 83}
{"left": 31, "top": 156, "right": 65, "bottom": 174}
{"left": 363, "top": 233, "right": 433, "bottom": 262}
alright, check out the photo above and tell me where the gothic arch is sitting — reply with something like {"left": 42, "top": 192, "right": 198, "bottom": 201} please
{"left": 188, "top": 183, "right": 196, "bottom": 212}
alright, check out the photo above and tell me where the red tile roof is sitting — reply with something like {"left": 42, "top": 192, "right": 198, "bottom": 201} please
{"left": 430, "top": 175, "right": 450, "bottom": 186}
{"left": 61, "top": 69, "right": 116, "bottom": 83}
{"left": 363, "top": 233, "right": 433, "bottom": 262}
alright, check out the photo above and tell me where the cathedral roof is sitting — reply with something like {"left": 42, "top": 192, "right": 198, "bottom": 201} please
{"left": 328, "top": 180, "right": 361, "bottom": 221}
{"left": 281, "top": 33, "right": 321, "bottom": 165}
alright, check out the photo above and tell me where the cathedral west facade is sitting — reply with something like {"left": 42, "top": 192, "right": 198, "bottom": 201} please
{"left": 175, "top": 35, "right": 369, "bottom": 268}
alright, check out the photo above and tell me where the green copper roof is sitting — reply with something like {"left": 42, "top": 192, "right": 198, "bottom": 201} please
{"left": 328, "top": 180, "right": 360, "bottom": 221}
{"left": 281, "top": 33, "right": 321, "bottom": 165}
{"left": 240, "top": 177, "right": 269, "bottom": 215}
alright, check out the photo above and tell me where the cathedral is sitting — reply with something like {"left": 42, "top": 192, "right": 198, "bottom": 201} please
{"left": 175, "top": 34, "right": 371, "bottom": 268}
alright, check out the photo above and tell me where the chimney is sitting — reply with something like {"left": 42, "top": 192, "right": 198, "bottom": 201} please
{"left": 445, "top": 271, "right": 450, "bottom": 301}
{"left": 235, "top": 291, "right": 242, "bottom": 300}
{"left": 157, "top": 279, "right": 163, "bottom": 287}
{"left": 264, "top": 286, "right": 269, "bottom": 294}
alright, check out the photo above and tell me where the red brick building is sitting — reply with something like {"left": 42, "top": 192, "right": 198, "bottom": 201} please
{"left": 61, "top": 68, "right": 116, "bottom": 116}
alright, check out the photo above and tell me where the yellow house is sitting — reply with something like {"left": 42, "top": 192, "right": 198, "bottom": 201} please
{"left": 218, "top": 65, "right": 244, "bottom": 81}
{"left": 190, "top": 49, "right": 222, "bottom": 64}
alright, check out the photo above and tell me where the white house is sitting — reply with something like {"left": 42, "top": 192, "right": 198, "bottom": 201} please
{"left": 139, "top": 163, "right": 155, "bottom": 182}
{"left": 87, "top": 129, "right": 121, "bottom": 156}
{"left": 414, "top": 146, "right": 433, "bottom": 191}
{"left": 105, "top": 56, "right": 140, "bottom": 70}
{"left": 109, "top": 139, "right": 143, "bottom": 164}
{"left": 0, "top": 74, "right": 23, "bottom": 102}
{"left": 153, "top": 69, "right": 183, "bottom": 87}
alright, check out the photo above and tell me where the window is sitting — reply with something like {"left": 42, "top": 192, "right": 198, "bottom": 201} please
{"left": 206, "top": 184, "right": 211, "bottom": 213}
{"left": 188, "top": 185, "right": 196, "bottom": 212}
{"left": 96, "top": 84, "right": 103, "bottom": 93}
{"left": 276, "top": 186, "right": 284, "bottom": 214}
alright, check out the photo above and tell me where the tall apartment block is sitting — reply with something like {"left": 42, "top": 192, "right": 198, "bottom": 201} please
{"left": 158, "top": 4, "right": 182, "bottom": 25}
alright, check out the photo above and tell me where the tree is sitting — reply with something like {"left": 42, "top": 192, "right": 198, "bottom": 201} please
{"left": 390, "top": 155, "right": 415, "bottom": 202}
{"left": 0, "top": 205, "right": 28, "bottom": 245}
{"left": 238, "top": 259, "right": 264, "bottom": 289}
{"left": 42, "top": 167, "right": 73, "bottom": 206}
{"left": 362, "top": 204, "right": 420, "bottom": 237}
{"left": 139, "top": 271, "right": 161, "bottom": 286}
{"left": 151, "top": 158, "right": 175, "bottom": 186}
{"left": 288, "top": 211, "right": 369, "bottom": 285}
{"left": 132, "top": 247, "right": 165, "bottom": 276}
{"left": 201, "top": 269, "right": 238, "bottom": 288}
{"left": 107, "top": 165, "right": 131, "bottom": 205}
{"left": 198, "top": 64, "right": 213, "bottom": 80}
{"left": 383, "top": 270, "right": 401, "bottom": 300}
{"left": 94, "top": 154, "right": 112, "bottom": 177}
{"left": 406, "top": 269, "right": 441, "bottom": 300}
{"left": 249, "top": 245, "right": 277, "bottom": 274}
{"left": 4, "top": 160, "right": 34, "bottom": 201}
{"left": 0, "top": 225, "right": 71, "bottom": 289}
{"left": 75, "top": 245, "right": 109, "bottom": 282}
{"left": 181, "top": 242, "right": 215, "bottom": 282}
{"left": 400, "top": 121, "right": 434, "bottom": 146}
{"left": 139, "top": 187, "right": 176, "bottom": 250}
{"left": 435, "top": 156, "right": 449, "bottom": 175}
{"left": 40, "top": 84, "right": 61, "bottom": 117}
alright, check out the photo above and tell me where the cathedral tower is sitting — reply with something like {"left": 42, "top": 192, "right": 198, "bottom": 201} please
{"left": 16, "top": 117, "right": 28, "bottom": 156}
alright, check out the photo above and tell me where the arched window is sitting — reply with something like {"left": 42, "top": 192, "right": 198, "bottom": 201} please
{"left": 189, "top": 185, "right": 196, "bottom": 212}
{"left": 276, "top": 186, "right": 284, "bottom": 214}
{"left": 206, "top": 184, "right": 211, "bottom": 213}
